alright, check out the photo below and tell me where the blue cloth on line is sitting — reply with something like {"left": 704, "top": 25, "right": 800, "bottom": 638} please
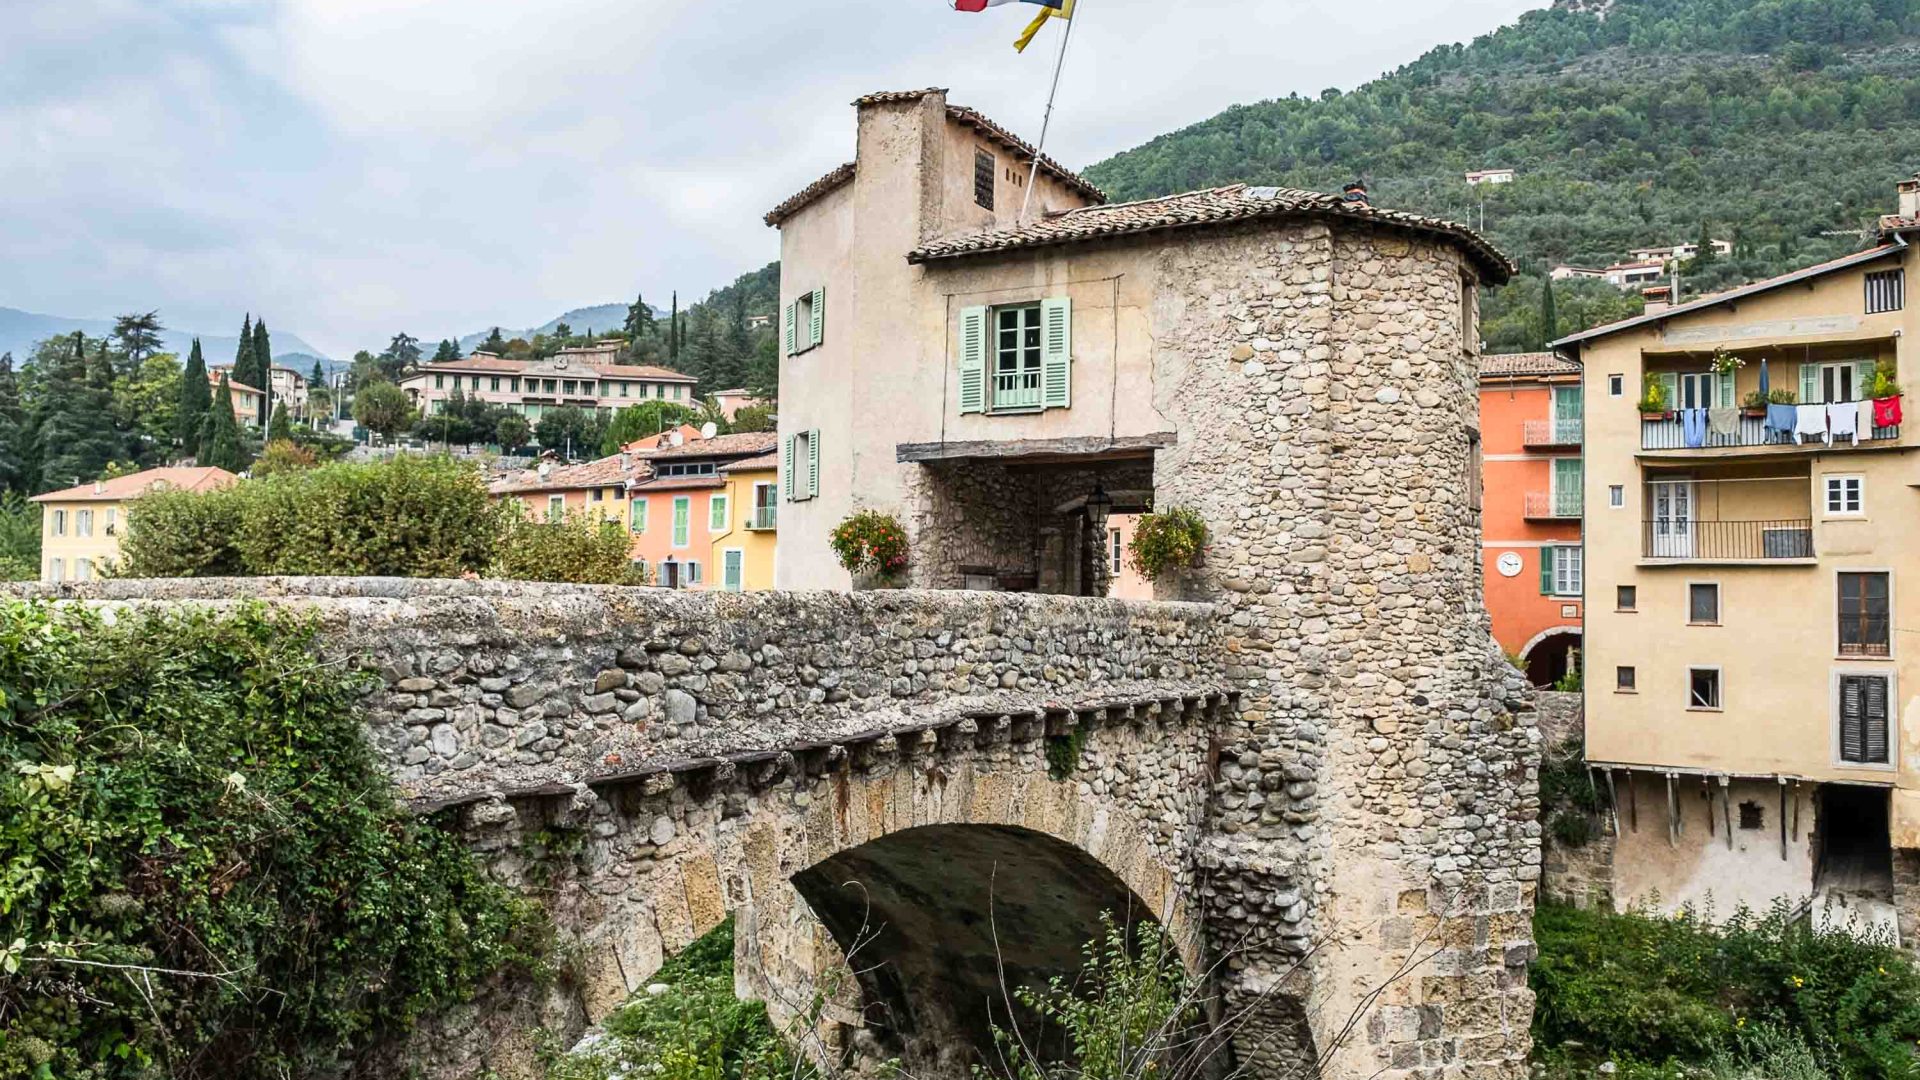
{"left": 1766, "top": 403, "right": 1797, "bottom": 442}
{"left": 1681, "top": 407, "right": 1708, "bottom": 448}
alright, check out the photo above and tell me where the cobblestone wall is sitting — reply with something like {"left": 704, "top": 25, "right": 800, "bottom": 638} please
{"left": 1147, "top": 221, "right": 1540, "bottom": 1080}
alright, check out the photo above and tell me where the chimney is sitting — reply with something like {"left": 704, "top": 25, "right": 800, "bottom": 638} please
{"left": 1900, "top": 173, "right": 1920, "bottom": 219}
{"left": 619, "top": 452, "right": 631, "bottom": 474}
{"left": 93, "top": 481, "right": 105, "bottom": 495}
{"left": 1642, "top": 284, "right": 1672, "bottom": 313}
{"left": 1342, "top": 181, "right": 1370, "bottom": 206}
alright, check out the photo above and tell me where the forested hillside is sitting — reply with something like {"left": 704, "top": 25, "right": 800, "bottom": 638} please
{"left": 1083, "top": 0, "right": 1920, "bottom": 351}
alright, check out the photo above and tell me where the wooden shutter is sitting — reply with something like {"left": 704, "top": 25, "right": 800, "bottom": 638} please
{"left": 1854, "top": 359, "right": 1876, "bottom": 400}
{"left": 783, "top": 436, "right": 795, "bottom": 499}
{"left": 1539, "top": 546, "right": 1555, "bottom": 595}
{"left": 783, "top": 302, "right": 797, "bottom": 357}
{"left": 709, "top": 495, "right": 728, "bottom": 532}
{"left": 810, "top": 287, "right": 826, "bottom": 348}
{"left": 1800, "top": 363, "right": 1821, "bottom": 405}
{"left": 958, "top": 306, "right": 988, "bottom": 414}
{"left": 1865, "top": 676, "right": 1889, "bottom": 763}
{"left": 1716, "top": 371, "right": 1735, "bottom": 408}
{"left": 806, "top": 428, "right": 820, "bottom": 499}
{"left": 1041, "top": 296, "right": 1072, "bottom": 409}
{"left": 1839, "top": 675, "right": 1890, "bottom": 764}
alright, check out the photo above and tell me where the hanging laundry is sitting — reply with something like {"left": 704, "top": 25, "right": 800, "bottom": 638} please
{"left": 1857, "top": 398, "right": 1876, "bottom": 438}
{"left": 1681, "top": 407, "right": 1708, "bottom": 447}
{"left": 1707, "top": 406, "right": 1738, "bottom": 437}
{"left": 1795, "top": 402, "right": 1829, "bottom": 445}
{"left": 1874, "top": 394, "right": 1903, "bottom": 429}
{"left": 1766, "top": 402, "right": 1797, "bottom": 443}
{"left": 1828, "top": 401, "right": 1859, "bottom": 446}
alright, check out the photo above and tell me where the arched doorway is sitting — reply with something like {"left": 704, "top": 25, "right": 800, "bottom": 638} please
{"left": 790, "top": 823, "right": 1178, "bottom": 1076}
{"left": 1522, "top": 627, "right": 1583, "bottom": 688}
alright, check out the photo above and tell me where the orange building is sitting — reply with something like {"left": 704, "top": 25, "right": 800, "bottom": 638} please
{"left": 489, "top": 454, "right": 639, "bottom": 528}
{"left": 1480, "top": 352, "right": 1583, "bottom": 686}
{"left": 626, "top": 431, "right": 778, "bottom": 589}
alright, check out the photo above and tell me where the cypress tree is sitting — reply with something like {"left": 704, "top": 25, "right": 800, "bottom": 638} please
{"left": 0, "top": 354, "right": 24, "bottom": 494}
{"left": 200, "top": 375, "right": 245, "bottom": 472}
{"left": 253, "top": 317, "right": 274, "bottom": 420}
{"left": 38, "top": 333, "right": 119, "bottom": 491}
{"left": 1539, "top": 276, "right": 1558, "bottom": 349}
{"left": 178, "top": 339, "right": 211, "bottom": 451}
{"left": 669, "top": 291, "right": 679, "bottom": 362}
{"left": 268, "top": 401, "right": 293, "bottom": 441}
{"left": 234, "top": 313, "right": 255, "bottom": 391}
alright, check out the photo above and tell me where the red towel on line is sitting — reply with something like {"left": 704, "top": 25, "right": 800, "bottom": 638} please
{"left": 1875, "top": 395, "right": 1902, "bottom": 429}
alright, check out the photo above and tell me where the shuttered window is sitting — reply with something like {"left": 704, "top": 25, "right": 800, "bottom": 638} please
{"left": 1838, "top": 673, "right": 1890, "bottom": 764}
{"left": 630, "top": 498, "right": 647, "bottom": 533}
{"left": 672, "top": 496, "right": 691, "bottom": 547}
{"left": 974, "top": 149, "right": 995, "bottom": 210}
{"left": 1540, "top": 545, "right": 1580, "bottom": 596}
{"left": 958, "top": 297, "right": 1071, "bottom": 414}
{"left": 784, "top": 430, "right": 819, "bottom": 501}
{"left": 709, "top": 494, "right": 730, "bottom": 532}
{"left": 1866, "top": 269, "right": 1904, "bottom": 314}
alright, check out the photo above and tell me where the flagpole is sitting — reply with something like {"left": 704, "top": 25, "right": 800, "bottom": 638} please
{"left": 1019, "top": 0, "right": 1080, "bottom": 222}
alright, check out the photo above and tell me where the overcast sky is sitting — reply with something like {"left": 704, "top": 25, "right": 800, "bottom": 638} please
{"left": 1, "top": 0, "right": 1535, "bottom": 358}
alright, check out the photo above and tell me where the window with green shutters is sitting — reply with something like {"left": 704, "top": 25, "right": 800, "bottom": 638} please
{"left": 672, "top": 496, "right": 691, "bottom": 547}
{"left": 958, "top": 296, "right": 1071, "bottom": 415}
{"left": 784, "top": 287, "right": 825, "bottom": 357}
{"left": 630, "top": 497, "right": 647, "bottom": 533}
{"left": 783, "top": 430, "right": 820, "bottom": 501}
{"left": 1552, "top": 458, "right": 1583, "bottom": 517}
{"left": 1540, "top": 545, "right": 1581, "bottom": 596}
{"left": 709, "top": 494, "right": 730, "bottom": 532}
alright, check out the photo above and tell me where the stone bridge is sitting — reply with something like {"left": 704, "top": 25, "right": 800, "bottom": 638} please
{"left": 37, "top": 577, "right": 1540, "bottom": 1080}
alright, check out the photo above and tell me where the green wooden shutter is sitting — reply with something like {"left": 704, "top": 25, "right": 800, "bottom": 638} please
{"left": 958, "top": 306, "right": 988, "bottom": 414}
{"left": 783, "top": 436, "right": 794, "bottom": 499}
{"left": 783, "top": 302, "right": 797, "bottom": 357}
{"left": 630, "top": 498, "right": 647, "bottom": 533}
{"left": 1853, "top": 359, "right": 1876, "bottom": 401}
{"left": 1041, "top": 296, "right": 1072, "bottom": 409}
{"left": 810, "top": 287, "right": 825, "bottom": 348}
{"left": 709, "top": 495, "right": 729, "bottom": 532}
{"left": 806, "top": 428, "right": 820, "bottom": 499}
{"left": 672, "top": 497, "right": 690, "bottom": 546}
{"left": 1658, "top": 372, "right": 1678, "bottom": 409}
{"left": 1800, "top": 363, "right": 1822, "bottom": 404}
{"left": 1716, "top": 371, "right": 1735, "bottom": 408}
{"left": 1539, "top": 546, "right": 1555, "bottom": 595}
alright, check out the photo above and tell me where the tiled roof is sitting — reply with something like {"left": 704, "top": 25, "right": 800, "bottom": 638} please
{"left": 766, "top": 90, "right": 1108, "bottom": 227}
{"left": 33, "top": 466, "right": 238, "bottom": 503}
{"left": 644, "top": 431, "right": 778, "bottom": 461}
{"left": 623, "top": 425, "right": 707, "bottom": 454}
{"left": 724, "top": 451, "right": 780, "bottom": 473}
{"left": 1481, "top": 352, "right": 1581, "bottom": 378}
{"left": 1553, "top": 241, "right": 1907, "bottom": 349}
{"left": 628, "top": 475, "right": 728, "bottom": 493}
{"left": 1879, "top": 214, "right": 1919, "bottom": 234}
{"left": 906, "top": 183, "right": 1514, "bottom": 282}
{"left": 765, "top": 162, "right": 857, "bottom": 227}
{"left": 489, "top": 453, "right": 641, "bottom": 495}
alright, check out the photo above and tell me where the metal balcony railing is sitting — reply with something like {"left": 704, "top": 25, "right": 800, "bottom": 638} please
{"left": 1641, "top": 412, "right": 1899, "bottom": 450}
{"left": 1642, "top": 518, "right": 1813, "bottom": 560}
{"left": 993, "top": 370, "right": 1042, "bottom": 410}
{"left": 746, "top": 505, "right": 777, "bottom": 531}
{"left": 1523, "top": 418, "right": 1583, "bottom": 446}
{"left": 1524, "top": 491, "right": 1583, "bottom": 519}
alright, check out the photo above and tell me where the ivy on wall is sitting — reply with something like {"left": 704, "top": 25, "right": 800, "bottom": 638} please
{"left": 0, "top": 599, "right": 543, "bottom": 1079}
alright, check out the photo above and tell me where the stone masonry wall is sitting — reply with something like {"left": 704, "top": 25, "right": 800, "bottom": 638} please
{"left": 1532, "top": 692, "right": 1615, "bottom": 911}
{"left": 1147, "top": 221, "right": 1540, "bottom": 1080}
{"left": 17, "top": 578, "right": 1220, "bottom": 803}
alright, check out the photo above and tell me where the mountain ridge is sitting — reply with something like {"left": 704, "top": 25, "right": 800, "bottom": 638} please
{"left": 0, "top": 306, "right": 334, "bottom": 370}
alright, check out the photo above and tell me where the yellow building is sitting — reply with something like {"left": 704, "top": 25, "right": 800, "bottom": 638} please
{"left": 709, "top": 451, "right": 778, "bottom": 591}
{"left": 1554, "top": 173, "right": 1920, "bottom": 936}
{"left": 30, "top": 466, "right": 238, "bottom": 581}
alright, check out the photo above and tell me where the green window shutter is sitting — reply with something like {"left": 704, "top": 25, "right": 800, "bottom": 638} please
{"left": 709, "top": 495, "right": 729, "bottom": 532}
{"left": 1800, "top": 362, "right": 1822, "bottom": 404}
{"left": 807, "top": 428, "right": 820, "bottom": 499}
{"left": 630, "top": 498, "right": 647, "bottom": 533}
{"left": 783, "top": 302, "right": 797, "bottom": 357}
{"left": 1658, "top": 372, "right": 1678, "bottom": 409}
{"left": 1853, "top": 359, "right": 1875, "bottom": 400}
{"left": 1716, "top": 371, "right": 1735, "bottom": 408}
{"left": 783, "top": 436, "right": 795, "bottom": 499}
{"left": 810, "top": 287, "right": 826, "bottom": 348}
{"left": 1539, "top": 546, "right": 1555, "bottom": 595}
{"left": 672, "top": 497, "right": 690, "bottom": 546}
{"left": 1041, "top": 296, "right": 1072, "bottom": 409}
{"left": 958, "top": 306, "right": 989, "bottom": 414}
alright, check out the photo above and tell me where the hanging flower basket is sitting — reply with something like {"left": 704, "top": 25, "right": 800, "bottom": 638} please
{"left": 1127, "top": 507, "right": 1209, "bottom": 581}
{"left": 830, "top": 510, "right": 909, "bottom": 588}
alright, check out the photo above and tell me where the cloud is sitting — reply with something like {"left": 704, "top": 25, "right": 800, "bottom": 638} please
{"left": 0, "top": 0, "right": 1537, "bottom": 358}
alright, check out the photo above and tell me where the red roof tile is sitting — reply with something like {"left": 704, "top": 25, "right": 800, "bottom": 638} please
{"left": 1481, "top": 352, "right": 1581, "bottom": 378}
{"left": 32, "top": 466, "right": 238, "bottom": 503}
{"left": 644, "top": 431, "right": 778, "bottom": 461}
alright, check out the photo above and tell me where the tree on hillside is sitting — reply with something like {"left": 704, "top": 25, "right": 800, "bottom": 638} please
{"left": 668, "top": 292, "right": 679, "bottom": 363}
{"left": 200, "top": 375, "right": 247, "bottom": 472}
{"left": 38, "top": 333, "right": 120, "bottom": 491}
{"left": 352, "top": 380, "right": 415, "bottom": 442}
{"left": 115, "top": 353, "right": 183, "bottom": 465}
{"left": 111, "top": 311, "right": 164, "bottom": 377}
{"left": 433, "top": 338, "right": 462, "bottom": 363}
{"left": 0, "top": 355, "right": 26, "bottom": 493}
{"left": 1539, "top": 277, "right": 1559, "bottom": 350}
{"left": 730, "top": 403, "right": 774, "bottom": 433}
{"left": 481, "top": 327, "right": 507, "bottom": 354}
{"left": 378, "top": 333, "right": 422, "bottom": 382}
{"left": 624, "top": 292, "right": 656, "bottom": 343}
{"left": 600, "top": 401, "right": 697, "bottom": 454}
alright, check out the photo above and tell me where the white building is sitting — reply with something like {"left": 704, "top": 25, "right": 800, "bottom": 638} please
{"left": 1465, "top": 168, "right": 1516, "bottom": 186}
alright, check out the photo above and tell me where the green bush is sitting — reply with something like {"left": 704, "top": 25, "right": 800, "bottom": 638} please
{"left": 494, "top": 505, "right": 643, "bottom": 584}
{"left": 115, "top": 454, "right": 504, "bottom": 579}
{"left": 1127, "top": 507, "right": 1208, "bottom": 580}
{"left": 0, "top": 599, "right": 541, "bottom": 1079}
{"left": 828, "top": 510, "right": 908, "bottom": 578}
{"left": 1533, "top": 901, "right": 1920, "bottom": 1077}
{"left": 1548, "top": 809, "right": 1593, "bottom": 848}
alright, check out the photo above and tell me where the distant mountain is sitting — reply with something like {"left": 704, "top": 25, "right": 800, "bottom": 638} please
{"left": 453, "top": 302, "right": 638, "bottom": 353}
{"left": 0, "top": 306, "right": 334, "bottom": 369}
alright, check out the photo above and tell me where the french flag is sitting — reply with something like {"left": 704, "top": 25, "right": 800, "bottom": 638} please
{"left": 951, "top": 0, "right": 1065, "bottom": 11}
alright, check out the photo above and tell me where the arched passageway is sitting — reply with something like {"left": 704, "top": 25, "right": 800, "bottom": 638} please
{"left": 791, "top": 823, "right": 1175, "bottom": 1076}
{"left": 1522, "top": 627, "right": 1582, "bottom": 688}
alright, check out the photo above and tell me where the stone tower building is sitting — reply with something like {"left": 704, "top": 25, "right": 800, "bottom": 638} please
{"left": 765, "top": 89, "right": 1539, "bottom": 1078}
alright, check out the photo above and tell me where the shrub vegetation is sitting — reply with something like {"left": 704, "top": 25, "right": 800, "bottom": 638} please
{"left": 0, "top": 599, "right": 541, "bottom": 1078}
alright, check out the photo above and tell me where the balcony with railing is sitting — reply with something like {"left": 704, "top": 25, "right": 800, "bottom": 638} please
{"left": 1640, "top": 411, "right": 1898, "bottom": 452}
{"left": 1524, "top": 490, "right": 1583, "bottom": 520}
{"left": 1523, "top": 417, "right": 1583, "bottom": 448}
{"left": 745, "top": 504, "right": 777, "bottom": 531}
{"left": 1639, "top": 473, "right": 1814, "bottom": 563}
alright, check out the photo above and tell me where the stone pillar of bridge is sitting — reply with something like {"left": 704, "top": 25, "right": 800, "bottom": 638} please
{"left": 1150, "top": 221, "right": 1540, "bottom": 1080}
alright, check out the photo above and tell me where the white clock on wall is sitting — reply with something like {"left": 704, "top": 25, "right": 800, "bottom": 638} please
{"left": 1496, "top": 552, "right": 1524, "bottom": 577}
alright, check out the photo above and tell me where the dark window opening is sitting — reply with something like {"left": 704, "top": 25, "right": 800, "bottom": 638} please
{"left": 974, "top": 149, "right": 995, "bottom": 210}
{"left": 1616, "top": 665, "right": 1636, "bottom": 691}
{"left": 1689, "top": 667, "right": 1721, "bottom": 709}
{"left": 1838, "top": 572, "right": 1890, "bottom": 657}
{"left": 1617, "top": 585, "right": 1637, "bottom": 611}
{"left": 1838, "top": 673, "right": 1890, "bottom": 764}
{"left": 1689, "top": 582, "right": 1719, "bottom": 624}
{"left": 1814, "top": 785, "right": 1892, "bottom": 902}
{"left": 1738, "top": 801, "right": 1763, "bottom": 830}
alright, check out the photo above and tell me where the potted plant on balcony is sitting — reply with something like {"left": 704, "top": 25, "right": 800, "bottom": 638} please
{"left": 1740, "top": 390, "right": 1768, "bottom": 419}
{"left": 1868, "top": 359, "right": 1903, "bottom": 431}
{"left": 1637, "top": 373, "right": 1672, "bottom": 420}
{"left": 830, "top": 509, "right": 909, "bottom": 589}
